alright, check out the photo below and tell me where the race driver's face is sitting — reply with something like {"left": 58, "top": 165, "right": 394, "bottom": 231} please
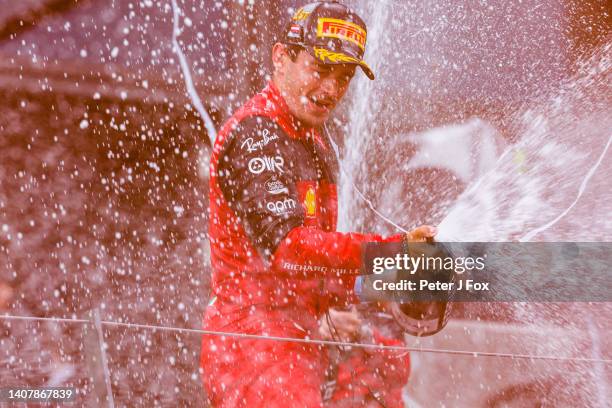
{"left": 273, "top": 44, "right": 356, "bottom": 127}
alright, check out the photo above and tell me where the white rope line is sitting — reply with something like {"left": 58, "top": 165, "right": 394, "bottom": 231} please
{"left": 519, "top": 134, "right": 612, "bottom": 241}
{"left": 0, "top": 314, "right": 89, "bottom": 323}
{"left": 171, "top": 0, "right": 217, "bottom": 145}
{"left": 2, "top": 314, "right": 610, "bottom": 364}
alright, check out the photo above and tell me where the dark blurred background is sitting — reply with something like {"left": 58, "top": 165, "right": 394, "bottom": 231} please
{"left": 0, "top": 0, "right": 609, "bottom": 406}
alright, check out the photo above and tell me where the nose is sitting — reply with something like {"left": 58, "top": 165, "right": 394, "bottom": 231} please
{"left": 319, "top": 77, "right": 341, "bottom": 99}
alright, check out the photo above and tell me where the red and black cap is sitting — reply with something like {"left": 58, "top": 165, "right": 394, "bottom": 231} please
{"left": 283, "top": 1, "right": 375, "bottom": 80}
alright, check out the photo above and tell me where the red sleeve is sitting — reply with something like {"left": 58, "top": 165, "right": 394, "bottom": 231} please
{"left": 271, "top": 226, "right": 403, "bottom": 278}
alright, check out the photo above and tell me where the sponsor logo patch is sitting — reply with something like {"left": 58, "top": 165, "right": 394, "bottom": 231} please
{"left": 240, "top": 129, "right": 279, "bottom": 153}
{"left": 292, "top": 8, "right": 311, "bottom": 21}
{"left": 317, "top": 18, "right": 366, "bottom": 50}
{"left": 266, "top": 198, "right": 296, "bottom": 214}
{"left": 313, "top": 48, "right": 361, "bottom": 65}
{"left": 304, "top": 185, "right": 316, "bottom": 217}
{"left": 288, "top": 23, "right": 302, "bottom": 39}
{"left": 265, "top": 177, "right": 289, "bottom": 195}
{"left": 248, "top": 156, "right": 284, "bottom": 174}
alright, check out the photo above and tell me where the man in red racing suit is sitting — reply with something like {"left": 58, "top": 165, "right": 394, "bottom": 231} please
{"left": 200, "top": 2, "right": 436, "bottom": 406}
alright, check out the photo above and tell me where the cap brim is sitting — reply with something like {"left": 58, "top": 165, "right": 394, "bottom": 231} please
{"left": 306, "top": 47, "right": 375, "bottom": 80}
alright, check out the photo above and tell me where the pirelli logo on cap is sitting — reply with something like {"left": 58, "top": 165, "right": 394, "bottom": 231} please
{"left": 317, "top": 18, "right": 366, "bottom": 50}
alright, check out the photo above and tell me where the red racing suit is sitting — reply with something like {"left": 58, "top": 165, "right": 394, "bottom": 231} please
{"left": 201, "top": 82, "right": 409, "bottom": 407}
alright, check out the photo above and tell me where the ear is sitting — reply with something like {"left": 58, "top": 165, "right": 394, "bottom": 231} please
{"left": 272, "top": 43, "right": 287, "bottom": 74}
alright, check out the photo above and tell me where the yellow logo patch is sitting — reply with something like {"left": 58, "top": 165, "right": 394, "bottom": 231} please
{"left": 292, "top": 8, "right": 311, "bottom": 21}
{"left": 313, "top": 48, "right": 360, "bottom": 64}
{"left": 304, "top": 186, "right": 316, "bottom": 217}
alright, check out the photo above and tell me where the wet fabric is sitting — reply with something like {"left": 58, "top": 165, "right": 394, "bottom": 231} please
{"left": 201, "top": 81, "right": 408, "bottom": 407}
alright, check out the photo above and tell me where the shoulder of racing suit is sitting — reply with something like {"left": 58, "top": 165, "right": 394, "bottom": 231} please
{"left": 217, "top": 115, "right": 335, "bottom": 260}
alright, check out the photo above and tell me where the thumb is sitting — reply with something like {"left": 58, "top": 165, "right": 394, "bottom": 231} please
{"left": 406, "top": 225, "right": 437, "bottom": 242}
